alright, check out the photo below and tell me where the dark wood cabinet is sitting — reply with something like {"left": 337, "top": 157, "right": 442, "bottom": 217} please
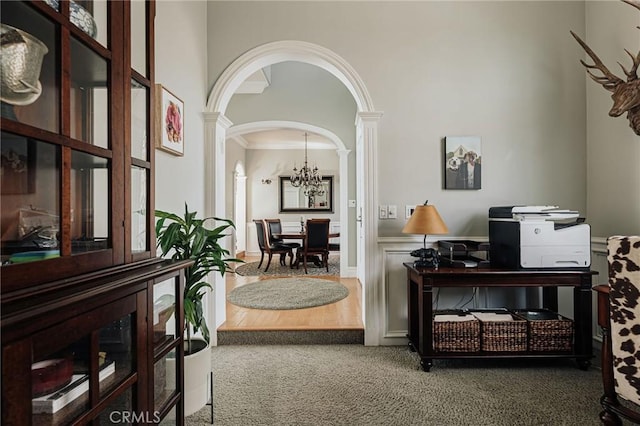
{"left": 2, "top": 258, "right": 190, "bottom": 425}
{"left": 1, "top": 2, "right": 185, "bottom": 424}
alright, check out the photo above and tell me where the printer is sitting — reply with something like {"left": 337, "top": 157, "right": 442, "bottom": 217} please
{"left": 488, "top": 205, "right": 591, "bottom": 270}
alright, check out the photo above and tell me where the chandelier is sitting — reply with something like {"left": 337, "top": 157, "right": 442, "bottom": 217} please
{"left": 290, "top": 132, "right": 325, "bottom": 198}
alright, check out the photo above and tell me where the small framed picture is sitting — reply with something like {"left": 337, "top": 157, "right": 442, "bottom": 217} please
{"left": 444, "top": 136, "right": 482, "bottom": 190}
{"left": 155, "top": 84, "right": 184, "bottom": 156}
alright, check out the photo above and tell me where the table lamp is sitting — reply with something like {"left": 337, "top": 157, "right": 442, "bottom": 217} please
{"left": 402, "top": 201, "right": 449, "bottom": 267}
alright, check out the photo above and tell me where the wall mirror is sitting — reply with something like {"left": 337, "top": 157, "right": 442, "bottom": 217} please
{"left": 279, "top": 176, "right": 333, "bottom": 213}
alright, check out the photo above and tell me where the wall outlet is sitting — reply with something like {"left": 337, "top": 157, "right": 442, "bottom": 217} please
{"left": 388, "top": 205, "right": 397, "bottom": 219}
{"left": 379, "top": 205, "right": 388, "bottom": 219}
{"left": 406, "top": 205, "right": 415, "bottom": 219}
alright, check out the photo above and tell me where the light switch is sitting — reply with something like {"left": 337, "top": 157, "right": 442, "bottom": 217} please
{"left": 379, "top": 205, "right": 388, "bottom": 219}
{"left": 388, "top": 205, "right": 397, "bottom": 219}
{"left": 348, "top": 199, "right": 356, "bottom": 208}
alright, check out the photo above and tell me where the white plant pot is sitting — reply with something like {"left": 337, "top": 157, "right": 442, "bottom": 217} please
{"left": 166, "top": 338, "right": 211, "bottom": 418}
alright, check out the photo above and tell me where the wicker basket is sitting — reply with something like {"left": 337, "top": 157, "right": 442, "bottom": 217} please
{"left": 514, "top": 309, "right": 574, "bottom": 352}
{"left": 470, "top": 310, "right": 527, "bottom": 352}
{"left": 433, "top": 310, "right": 480, "bottom": 352}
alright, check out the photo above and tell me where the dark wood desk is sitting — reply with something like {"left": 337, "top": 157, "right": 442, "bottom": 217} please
{"left": 404, "top": 263, "right": 597, "bottom": 371}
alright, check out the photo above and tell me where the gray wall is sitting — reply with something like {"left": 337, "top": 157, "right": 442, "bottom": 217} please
{"left": 207, "top": 1, "right": 596, "bottom": 239}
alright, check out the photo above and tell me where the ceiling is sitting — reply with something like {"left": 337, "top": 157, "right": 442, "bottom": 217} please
{"left": 232, "top": 128, "right": 335, "bottom": 150}
{"left": 229, "top": 64, "right": 336, "bottom": 150}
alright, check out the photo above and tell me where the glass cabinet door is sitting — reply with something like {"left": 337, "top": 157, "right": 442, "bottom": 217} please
{"left": 0, "top": 0, "right": 155, "bottom": 286}
{"left": 1, "top": 1, "right": 59, "bottom": 133}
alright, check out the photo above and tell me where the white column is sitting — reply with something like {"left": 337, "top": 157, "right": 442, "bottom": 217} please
{"left": 203, "top": 111, "right": 233, "bottom": 346}
{"left": 337, "top": 148, "right": 351, "bottom": 276}
{"left": 357, "top": 111, "right": 383, "bottom": 346}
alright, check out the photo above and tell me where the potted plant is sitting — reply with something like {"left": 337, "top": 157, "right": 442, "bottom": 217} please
{"left": 155, "top": 203, "right": 242, "bottom": 352}
{"left": 155, "top": 204, "right": 242, "bottom": 416}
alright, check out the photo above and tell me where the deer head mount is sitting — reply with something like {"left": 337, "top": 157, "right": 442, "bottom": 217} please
{"left": 570, "top": 0, "right": 640, "bottom": 136}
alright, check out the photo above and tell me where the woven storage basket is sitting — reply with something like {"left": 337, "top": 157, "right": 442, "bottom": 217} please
{"left": 433, "top": 310, "right": 480, "bottom": 352}
{"left": 514, "top": 309, "right": 574, "bottom": 352}
{"left": 470, "top": 310, "right": 527, "bottom": 352}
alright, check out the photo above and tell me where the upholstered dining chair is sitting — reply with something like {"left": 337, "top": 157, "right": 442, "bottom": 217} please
{"left": 253, "top": 219, "right": 294, "bottom": 271}
{"left": 296, "top": 218, "right": 330, "bottom": 274}
{"left": 266, "top": 218, "right": 301, "bottom": 253}
{"left": 594, "top": 235, "right": 640, "bottom": 425}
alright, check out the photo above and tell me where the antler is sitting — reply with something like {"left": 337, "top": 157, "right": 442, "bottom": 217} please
{"left": 570, "top": 30, "right": 623, "bottom": 91}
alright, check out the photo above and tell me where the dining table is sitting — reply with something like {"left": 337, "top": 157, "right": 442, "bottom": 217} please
{"left": 274, "top": 231, "right": 340, "bottom": 268}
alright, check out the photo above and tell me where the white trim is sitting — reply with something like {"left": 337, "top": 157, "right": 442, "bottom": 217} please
{"left": 227, "top": 120, "right": 347, "bottom": 151}
{"left": 206, "top": 40, "right": 375, "bottom": 114}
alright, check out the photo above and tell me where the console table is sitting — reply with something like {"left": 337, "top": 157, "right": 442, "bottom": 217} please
{"left": 404, "top": 263, "right": 597, "bottom": 371}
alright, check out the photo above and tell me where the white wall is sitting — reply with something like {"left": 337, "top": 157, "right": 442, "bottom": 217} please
{"left": 245, "top": 148, "right": 340, "bottom": 221}
{"left": 155, "top": 1, "right": 208, "bottom": 216}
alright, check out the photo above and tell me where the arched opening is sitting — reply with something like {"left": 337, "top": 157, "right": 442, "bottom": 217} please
{"left": 227, "top": 120, "right": 351, "bottom": 274}
{"left": 204, "top": 40, "right": 383, "bottom": 345}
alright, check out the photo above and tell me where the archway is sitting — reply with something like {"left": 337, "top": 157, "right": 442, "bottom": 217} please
{"left": 227, "top": 120, "right": 352, "bottom": 275}
{"left": 204, "top": 40, "right": 383, "bottom": 345}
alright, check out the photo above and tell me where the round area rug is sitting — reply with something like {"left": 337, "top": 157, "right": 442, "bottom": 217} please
{"left": 227, "top": 278, "right": 349, "bottom": 310}
{"left": 234, "top": 256, "right": 339, "bottom": 277}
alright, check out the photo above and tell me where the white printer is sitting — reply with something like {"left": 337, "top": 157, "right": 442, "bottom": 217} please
{"left": 488, "top": 205, "right": 591, "bottom": 270}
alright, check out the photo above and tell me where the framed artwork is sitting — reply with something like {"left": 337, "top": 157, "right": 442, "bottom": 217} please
{"left": 155, "top": 84, "right": 184, "bottom": 156}
{"left": 444, "top": 136, "right": 482, "bottom": 190}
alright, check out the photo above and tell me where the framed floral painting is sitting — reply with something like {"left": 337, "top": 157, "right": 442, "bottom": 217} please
{"left": 155, "top": 84, "right": 184, "bottom": 156}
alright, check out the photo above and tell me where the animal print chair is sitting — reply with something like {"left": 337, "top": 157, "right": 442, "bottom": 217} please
{"left": 595, "top": 236, "right": 640, "bottom": 425}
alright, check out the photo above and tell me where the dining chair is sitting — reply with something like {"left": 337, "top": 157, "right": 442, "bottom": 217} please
{"left": 266, "top": 218, "right": 301, "bottom": 252}
{"left": 253, "top": 219, "right": 294, "bottom": 271}
{"left": 296, "top": 218, "right": 330, "bottom": 274}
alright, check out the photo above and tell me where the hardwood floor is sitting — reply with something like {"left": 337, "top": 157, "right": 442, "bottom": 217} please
{"left": 217, "top": 256, "right": 364, "bottom": 331}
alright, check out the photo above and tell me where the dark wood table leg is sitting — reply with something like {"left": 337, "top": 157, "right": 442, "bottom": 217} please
{"left": 420, "top": 278, "right": 434, "bottom": 372}
{"left": 574, "top": 278, "right": 593, "bottom": 370}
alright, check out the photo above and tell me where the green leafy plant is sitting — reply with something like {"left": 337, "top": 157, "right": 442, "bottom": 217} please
{"left": 155, "top": 204, "right": 242, "bottom": 353}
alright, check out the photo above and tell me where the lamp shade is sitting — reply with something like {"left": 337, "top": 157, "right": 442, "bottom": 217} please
{"left": 402, "top": 204, "right": 449, "bottom": 235}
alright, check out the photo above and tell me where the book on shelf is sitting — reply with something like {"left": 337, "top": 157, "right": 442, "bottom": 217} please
{"left": 32, "top": 360, "right": 115, "bottom": 414}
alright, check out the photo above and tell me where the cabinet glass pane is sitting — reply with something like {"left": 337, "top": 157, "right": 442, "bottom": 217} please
{"left": 99, "top": 314, "right": 133, "bottom": 397}
{"left": 70, "top": 37, "right": 108, "bottom": 148}
{"left": 130, "top": 0, "right": 147, "bottom": 76}
{"left": 131, "top": 165, "right": 147, "bottom": 253}
{"left": 154, "top": 348, "right": 177, "bottom": 412}
{"left": 1, "top": 1, "right": 59, "bottom": 133}
{"left": 32, "top": 337, "right": 91, "bottom": 425}
{"left": 158, "top": 406, "right": 176, "bottom": 426}
{"left": 131, "top": 79, "right": 148, "bottom": 160}
{"left": 1, "top": 134, "right": 60, "bottom": 266}
{"left": 96, "top": 387, "right": 132, "bottom": 425}
{"left": 70, "top": 150, "right": 109, "bottom": 253}
{"left": 153, "top": 279, "right": 177, "bottom": 345}
{"left": 42, "top": 1, "right": 106, "bottom": 47}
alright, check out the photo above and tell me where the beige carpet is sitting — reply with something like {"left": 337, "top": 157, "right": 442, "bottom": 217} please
{"left": 186, "top": 345, "right": 603, "bottom": 426}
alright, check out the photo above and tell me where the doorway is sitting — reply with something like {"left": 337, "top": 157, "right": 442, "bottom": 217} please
{"left": 204, "top": 40, "right": 382, "bottom": 345}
